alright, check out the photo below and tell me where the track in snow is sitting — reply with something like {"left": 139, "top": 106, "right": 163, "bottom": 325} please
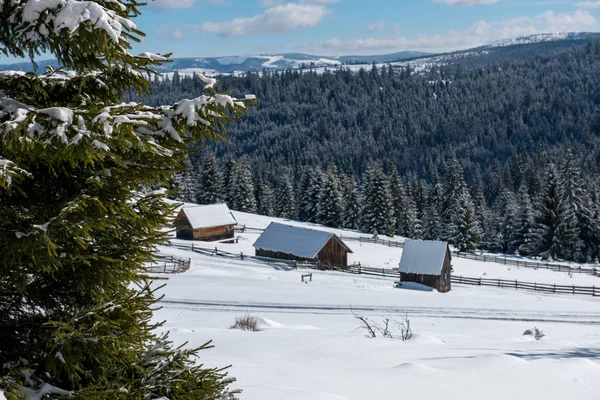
{"left": 158, "top": 299, "right": 600, "bottom": 325}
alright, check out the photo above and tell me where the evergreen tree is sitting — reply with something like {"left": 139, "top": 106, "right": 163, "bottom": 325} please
{"left": 275, "top": 172, "right": 296, "bottom": 219}
{"left": 450, "top": 188, "right": 482, "bottom": 252}
{"left": 196, "top": 151, "right": 224, "bottom": 205}
{"left": 515, "top": 188, "right": 540, "bottom": 256}
{"left": 255, "top": 171, "right": 274, "bottom": 216}
{"left": 232, "top": 161, "right": 257, "bottom": 213}
{"left": 361, "top": 164, "right": 395, "bottom": 236}
{"left": 422, "top": 173, "right": 443, "bottom": 240}
{"left": 298, "top": 166, "right": 324, "bottom": 223}
{"left": 389, "top": 165, "right": 406, "bottom": 235}
{"left": 318, "top": 165, "right": 344, "bottom": 228}
{"left": 0, "top": 2, "right": 247, "bottom": 398}
{"left": 343, "top": 173, "right": 361, "bottom": 230}
{"left": 536, "top": 164, "right": 563, "bottom": 259}
{"left": 173, "top": 156, "right": 197, "bottom": 202}
{"left": 223, "top": 154, "right": 237, "bottom": 206}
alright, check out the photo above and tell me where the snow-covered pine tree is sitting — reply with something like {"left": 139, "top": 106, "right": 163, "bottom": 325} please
{"left": 450, "top": 188, "right": 482, "bottom": 252}
{"left": 515, "top": 188, "right": 541, "bottom": 256}
{"left": 343, "top": 172, "right": 361, "bottom": 230}
{"left": 223, "top": 153, "right": 237, "bottom": 206}
{"left": 318, "top": 165, "right": 344, "bottom": 228}
{"left": 275, "top": 172, "right": 296, "bottom": 219}
{"left": 404, "top": 192, "right": 423, "bottom": 240}
{"left": 196, "top": 151, "right": 224, "bottom": 205}
{"left": 389, "top": 165, "right": 406, "bottom": 235}
{"left": 440, "top": 154, "right": 465, "bottom": 241}
{"left": 255, "top": 170, "right": 274, "bottom": 216}
{"left": 536, "top": 163, "right": 564, "bottom": 259}
{"left": 297, "top": 166, "right": 324, "bottom": 223}
{"left": 553, "top": 202, "right": 581, "bottom": 260}
{"left": 232, "top": 161, "right": 257, "bottom": 213}
{"left": 560, "top": 151, "right": 594, "bottom": 261}
{"left": 360, "top": 163, "right": 395, "bottom": 237}
{"left": 0, "top": 2, "right": 249, "bottom": 398}
{"left": 172, "top": 155, "right": 197, "bottom": 202}
{"left": 422, "top": 172, "right": 443, "bottom": 240}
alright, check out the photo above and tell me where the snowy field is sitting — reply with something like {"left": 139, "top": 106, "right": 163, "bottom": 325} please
{"left": 152, "top": 211, "right": 600, "bottom": 399}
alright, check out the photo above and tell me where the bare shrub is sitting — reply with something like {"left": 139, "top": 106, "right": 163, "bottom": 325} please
{"left": 396, "top": 314, "right": 412, "bottom": 341}
{"left": 351, "top": 308, "right": 412, "bottom": 340}
{"left": 231, "top": 315, "right": 262, "bottom": 331}
{"left": 523, "top": 327, "right": 545, "bottom": 340}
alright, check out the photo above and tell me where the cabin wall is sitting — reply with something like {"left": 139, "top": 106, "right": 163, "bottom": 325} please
{"left": 437, "top": 250, "right": 452, "bottom": 293}
{"left": 255, "top": 249, "right": 315, "bottom": 263}
{"left": 399, "top": 273, "right": 440, "bottom": 289}
{"left": 192, "top": 225, "right": 234, "bottom": 241}
{"left": 317, "top": 236, "right": 349, "bottom": 267}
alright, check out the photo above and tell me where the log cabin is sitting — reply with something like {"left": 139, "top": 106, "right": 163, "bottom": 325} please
{"left": 173, "top": 203, "right": 237, "bottom": 241}
{"left": 398, "top": 240, "right": 452, "bottom": 293}
{"left": 253, "top": 222, "right": 352, "bottom": 267}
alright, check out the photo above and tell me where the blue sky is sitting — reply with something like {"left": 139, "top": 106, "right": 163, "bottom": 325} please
{"left": 4, "top": 0, "right": 600, "bottom": 63}
{"left": 133, "top": 0, "right": 600, "bottom": 57}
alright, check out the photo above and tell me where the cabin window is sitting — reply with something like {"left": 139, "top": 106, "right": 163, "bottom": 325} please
{"left": 199, "top": 229, "right": 204, "bottom": 235}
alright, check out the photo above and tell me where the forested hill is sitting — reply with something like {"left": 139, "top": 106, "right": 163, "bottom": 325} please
{"left": 129, "top": 41, "right": 600, "bottom": 263}
{"left": 135, "top": 41, "right": 600, "bottom": 191}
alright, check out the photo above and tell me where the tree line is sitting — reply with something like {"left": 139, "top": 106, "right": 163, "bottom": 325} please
{"left": 172, "top": 149, "right": 599, "bottom": 262}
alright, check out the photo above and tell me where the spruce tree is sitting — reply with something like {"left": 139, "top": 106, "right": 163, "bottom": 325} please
{"left": 536, "top": 164, "right": 563, "bottom": 259}
{"left": 196, "top": 151, "right": 224, "bottom": 205}
{"left": 360, "top": 164, "right": 395, "bottom": 237}
{"left": 232, "top": 161, "right": 257, "bottom": 213}
{"left": 0, "top": 2, "right": 248, "bottom": 398}
{"left": 172, "top": 156, "right": 197, "bottom": 202}
{"left": 450, "top": 188, "right": 482, "bottom": 252}
{"left": 318, "top": 165, "right": 344, "bottom": 228}
{"left": 275, "top": 172, "right": 296, "bottom": 219}
{"left": 515, "top": 188, "right": 540, "bottom": 256}
{"left": 223, "top": 154, "right": 237, "bottom": 206}
{"left": 255, "top": 171, "right": 274, "bottom": 217}
{"left": 422, "top": 173, "right": 443, "bottom": 240}
{"left": 343, "top": 172, "right": 361, "bottom": 230}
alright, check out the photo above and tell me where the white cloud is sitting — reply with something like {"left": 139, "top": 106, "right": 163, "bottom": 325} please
{"left": 434, "top": 0, "right": 499, "bottom": 5}
{"left": 199, "top": 3, "right": 329, "bottom": 36}
{"left": 149, "top": 0, "right": 196, "bottom": 10}
{"left": 301, "top": 9, "right": 598, "bottom": 55}
{"left": 575, "top": 1, "right": 600, "bottom": 8}
{"left": 260, "top": 0, "right": 340, "bottom": 6}
{"left": 365, "top": 21, "right": 385, "bottom": 33}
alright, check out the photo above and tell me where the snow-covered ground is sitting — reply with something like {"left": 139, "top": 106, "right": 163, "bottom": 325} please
{"left": 153, "top": 211, "right": 600, "bottom": 399}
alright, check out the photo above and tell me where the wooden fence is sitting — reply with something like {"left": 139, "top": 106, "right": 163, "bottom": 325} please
{"left": 332, "top": 265, "right": 599, "bottom": 297}
{"left": 162, "top": 240, "right": 599, "bottom": 297}
{"left": 235, "top": 225, "right": 599, "bottom": 277}
{"left": 146, "top": 254, "right": 191, "bottom": 274}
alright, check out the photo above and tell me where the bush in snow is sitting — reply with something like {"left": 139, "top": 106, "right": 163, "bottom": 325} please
{"left": 231, "top": 315, "right": 262, "bottom": 332}
{"left": 352, "top": 309, "right": 413, "bottom": 340}
{"left": 0, "top": 1, "right": 252, "bottom": 398}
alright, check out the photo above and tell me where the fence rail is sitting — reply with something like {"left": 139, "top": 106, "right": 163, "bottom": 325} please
{"left": 333, "top": 265, "right": 599, "bottom": 297}
{"left": 146, "top": 254, "right": 191, "bottom": 274}
{"left": 164, "top": 239, "right": 598, "bottom": 297}
{"left": 235, "top": 225, "right": 600, "bottom": 277}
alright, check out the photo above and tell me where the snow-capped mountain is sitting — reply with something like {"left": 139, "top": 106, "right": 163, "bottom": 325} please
{"left": 484, "top": 32, "right": 600, "bottom": 48}
{"left": 2, "top": 32, "right": 600, "bottom": 74}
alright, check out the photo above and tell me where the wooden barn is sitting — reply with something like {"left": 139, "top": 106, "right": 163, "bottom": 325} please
{"left": 173, "top": 203, "right": 237, "bottom": 241}
{"left": 252, "top": 222, "right": 353, "bottom": 267}
{"left": 398, "top": 240, "right": 452, "bottom": 293}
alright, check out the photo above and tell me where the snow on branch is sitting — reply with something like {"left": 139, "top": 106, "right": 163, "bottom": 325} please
{"left": 0, "top": 157, "right": 32, "bottom": 189}
{"left": 18, "top": 0, "right": 136, "bottom": 42}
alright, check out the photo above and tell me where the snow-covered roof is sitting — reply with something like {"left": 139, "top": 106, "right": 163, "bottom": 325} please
{"left": 252, "top": 222, "right": 351, "bottom": 259}
{"left": 398, "top": 240, "right": 449, "bottom": 275}
{"left": 178, "top": 203, "right": 237, "bottom": 229}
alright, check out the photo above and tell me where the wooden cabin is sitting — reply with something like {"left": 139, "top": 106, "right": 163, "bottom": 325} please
{"left": 398, "top": 240, "right": 452, "bottom": 293}
{"left": 173, "top": 203, "right": 237, "bottom": 241}
{"left": 253, "top": 222, "right": 352, "bottom": 267}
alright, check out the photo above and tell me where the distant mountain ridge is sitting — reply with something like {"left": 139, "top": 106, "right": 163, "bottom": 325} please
{"left": 1, "top": 32, "right": 600, "bottom": 74}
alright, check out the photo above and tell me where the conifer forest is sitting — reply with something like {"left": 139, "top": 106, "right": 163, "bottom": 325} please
{"left": 130, "top": 43, "right": 600, "bottom": 261}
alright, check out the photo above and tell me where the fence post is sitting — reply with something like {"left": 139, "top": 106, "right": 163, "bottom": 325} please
{"left": 382, "top": 268, "right": 385, "bottom": 276}
{"left": 498, "top": 279, "right": 501, "bottom": 288}
{"left": 214, "top": 246, "right": 218, "bottom": 255}
{"left": 241, "top": 251, "right": 244, "bottom": 260}
{"left": 593, "top": 286, "right": 596, "bottom": 296}
{"left": 164, "top": 262, "right": 167, "bottom": 273}
{"left": 515, "top": 280, "right": 517, "bottom": 289}
{"left": 572, "top": 285, "right": 575, "bottom": 295}
{"left": 478, "top": 277, "right": 481, "bottom": 286}
{"left": 534, "top": 282, "right": 537, "bottom": 292}
{"left": 553, "top": 284, "right": 556, "bottom": 293}
{"left": 192, "top": 243, "right": 194, "bottom": 251}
